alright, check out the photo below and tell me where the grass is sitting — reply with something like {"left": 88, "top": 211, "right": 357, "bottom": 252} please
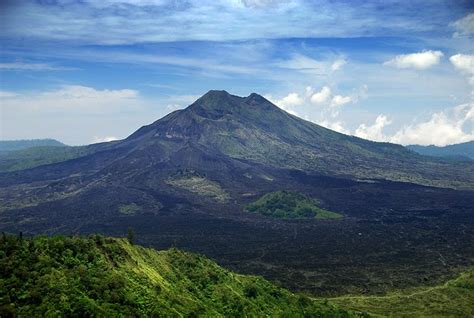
{"left": 166, "top": 175, "right": 230, "bottom": 203}
{"left": 330, "top": 268, "right": 474, "bottom": 317}
{"left": 246, "top": 191, "right": 343, "bottom": 219}
{"left": 118, "top": 203, "right": 142, "bottom": 215}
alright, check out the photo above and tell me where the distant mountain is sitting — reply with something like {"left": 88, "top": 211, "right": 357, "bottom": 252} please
{"left": 0, "top": 235, "right": 354, "bottom": 317}
{"left": 407, "top": 141, "right": 474, "bottom": 160}
{"left": 0, "top": 145, "right": 92, "bottom": 172}
{"left": 1, "top": 90, "right": 473, "bottom": 296}
{"left": 0, "top": 139, "right": 65, "bottom": 152}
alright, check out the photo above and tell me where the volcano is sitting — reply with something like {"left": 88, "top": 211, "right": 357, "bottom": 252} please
{"left": 1, "top": 90, "right": 473, "bottom": 295}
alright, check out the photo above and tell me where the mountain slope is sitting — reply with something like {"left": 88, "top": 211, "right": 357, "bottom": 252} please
{"left": 0, "top": 235, "right": 358, "bottom": 317}
{"left": 125, "top": 90, "right": 473, "bottom": 188}
{"left": 407, "top": 141, "right": 474, "bottom": 161}
{"left": 331, "top": 268, "right": 474, "bottom": 317}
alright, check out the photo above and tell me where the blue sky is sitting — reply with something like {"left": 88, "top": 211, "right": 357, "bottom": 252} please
{"left": 1, "top": 0, "right": 473, "bottom": 145}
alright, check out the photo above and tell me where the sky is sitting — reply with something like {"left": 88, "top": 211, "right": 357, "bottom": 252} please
{"left": 0, "top": 0, "right": 473, "bottom": 146}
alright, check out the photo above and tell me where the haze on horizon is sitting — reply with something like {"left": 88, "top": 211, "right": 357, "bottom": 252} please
{"left": 0, "top": 0, "right": 473, "bottom": 146}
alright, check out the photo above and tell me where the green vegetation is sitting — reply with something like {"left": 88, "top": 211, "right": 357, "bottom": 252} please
{"left": 246, "top": 191, "right": 342, "bottom": 219}
{"left": 0, "top": 139, "right": 65, "bottom": 152}
{"left": 0, "top": 145, "right": 93, "bottom": 172}
{"left": 166, "top": 175, "right": 230, "bottom": 203}
{"left": 0, "top": 234, "right": 359, "bottom": 317}
{"left": 331, "top": 268, "right": 474, "bottom": 317}
{"left": 118, "top": 203, "right": 142, "bottom": 215}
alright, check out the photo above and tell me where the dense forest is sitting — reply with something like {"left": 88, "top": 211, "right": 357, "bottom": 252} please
{"left": 0, "top": 234, "right": 359, "bottom": 317}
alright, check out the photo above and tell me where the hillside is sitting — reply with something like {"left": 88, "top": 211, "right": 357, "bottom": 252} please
{"left": 0, "top": 235, "right": 358, "bottom": 317}
{"left": 407, "top": 141, "right": 474, "bottom": 161}
{"left": 0, "top": 145, "right": 93, "bottom": 172}
{"left": 246, "top": 191, "right": 342, "bottom": 219}
{"left": 331, "top": 268, "right": 474, "bottom": 317}
{"left": 0, "top": 139, "right": 65, "bottom": 152}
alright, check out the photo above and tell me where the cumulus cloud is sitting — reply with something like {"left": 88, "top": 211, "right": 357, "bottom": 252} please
{"left": 353, "top": 103, "right": 473, "bottom": 146}
{"left": 452, "top": 13, "right": 474, "bottom": 37}
{"left": 310, "top": 86, "right": 332, "bottom": 104}
{"left": 318, "top": 120, "right": 350, "bottom": 134}
{"left": 384, "top": 50, "right": 443, "bottom": 70}
{"left": 268, "top": 84, "right": 366, "bottom": 129}
{"left": 449, "top": 54, "right": 474, "bottom": 75}
{"left": 330, "top": 95, "right": 352, "bottom": 108}
{"left": 390, "top": 103, "right": 474, "bottom": 146}
{"left": 265, "top": 93, "right": 302, "bottom": 116}
{"left": 355, "top": 115, "right": 392, "bottom": 142}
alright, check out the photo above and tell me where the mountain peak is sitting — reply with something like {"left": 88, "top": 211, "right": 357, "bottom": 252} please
{"left": 189, "top": 91, "right": 279, "bottom": 118}
{"left": 201, "top": 90, "right": 232, "bottom": 98}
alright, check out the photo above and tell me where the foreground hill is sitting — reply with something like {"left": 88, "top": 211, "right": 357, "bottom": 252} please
{"left": 407, "top": 141, "right": 474, "bottom": 161}
{"left": 0, "top": 235, "right": 358, "bottom": 317}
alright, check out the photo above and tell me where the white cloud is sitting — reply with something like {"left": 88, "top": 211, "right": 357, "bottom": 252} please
{"left": 355, "top": 115, "right": 392, "bottom": 142}
{"left": 384, "top": 50, "right": 444, "bottom": 70}
{"left": 353, "top": 103, "right": 474, "bottom": 146}
{"left": 318, "top": 120, "right": 350, "bottom": 134}
{"left": 240, "top": 0, "right": 287, "bottom": 8}
{"left": 92, "top": 136, "right": 119, "bottom": 143}
{"left": 449, "top": 54, "right": 474, "bottom": 75}
{"left": 331, "top": 59, "right": 347, "bottom": 71}
{"left": 330, "top": 95, "right": 352, "bottom": 108}
{"left": 310, "top": 86, "right": 332, "bottom": 104}
{"left": 276, "top": 54, "right": 326, "bottom": 75}
{"left": 1, "top": 85, "right": 140, "bottom": 114}
{"left": 277, "top": 93, "right": 304, "bottom": 107}
{"left": 265, "top": 93, "right": 302, "bottom": 116}
{"left": 390, "top": 103, "right": 474, "bottom": 146}
{"left": 452, "top": 13, "right": 474, "bottom": 37}
{"left": 0, "top": 62, "right": 76, "bottom": 71}
{"left": 40, "top": 85, "right": 138, "bottom": 100}
{"left": 1, "top": 1, "right": 456, "bottom": 45}
{"left": 277, "top": 55, "right": 348, "bottom": 76}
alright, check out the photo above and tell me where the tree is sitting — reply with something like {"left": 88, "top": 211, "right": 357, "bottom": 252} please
{"left": 127, "top": 228, "right": 135, "bottom": 245}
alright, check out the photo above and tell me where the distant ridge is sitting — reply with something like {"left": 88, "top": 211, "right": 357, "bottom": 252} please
{"left": 407, "top": 141, "right": 474, "bottom": 160}
{"left": 0, "top": 139, "right": 65, "bottom": 152}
